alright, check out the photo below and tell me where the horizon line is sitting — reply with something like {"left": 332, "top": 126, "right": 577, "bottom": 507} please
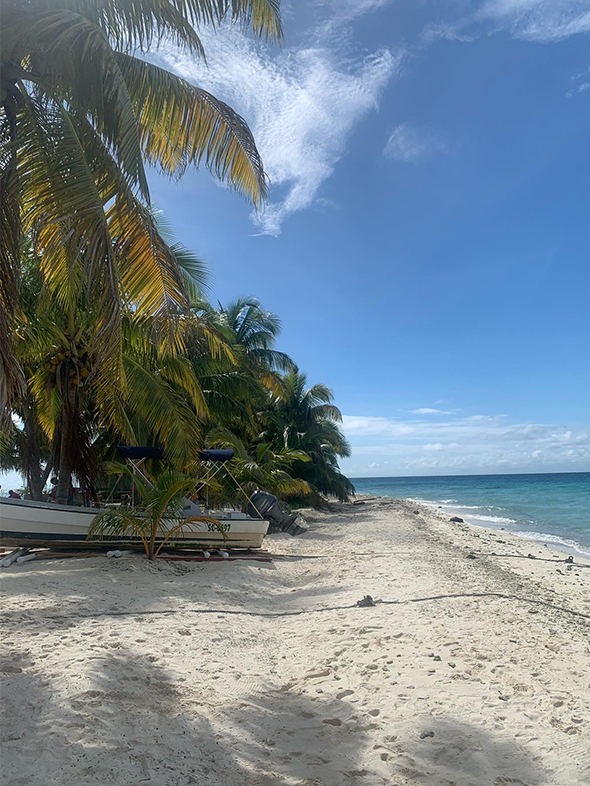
{"left": 349, "top": 469, "right": 590, "bottom": 481}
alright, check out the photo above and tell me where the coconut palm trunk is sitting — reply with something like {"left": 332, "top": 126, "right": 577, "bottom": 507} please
{"left": 55, "top": 389, "right": 74, "bottom": 504}
{"left": 21, "top": 399, "right": 46, "bottom": 500}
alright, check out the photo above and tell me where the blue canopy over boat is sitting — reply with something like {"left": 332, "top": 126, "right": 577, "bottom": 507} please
{"left": 197, "top": 449, "right": 234, "bottom": 463}
{"left": 117, "top": 446, "right": 164, "bottom": 460}
{"left": 116, "top": 446, "right": 234, "bottom": 463}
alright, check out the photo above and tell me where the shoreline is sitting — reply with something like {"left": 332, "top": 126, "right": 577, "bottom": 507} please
{"left": 354, "top": 484, "right": 590, "bottom": 560}
{"left": 408, "top": 497, "right": 590, "bottom": 561}
{"left": 2, "top": 497, "right": 589, "bottom": 785}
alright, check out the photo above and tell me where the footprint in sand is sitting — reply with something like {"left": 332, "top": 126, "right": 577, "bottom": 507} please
{"left": 336, "top": 689, "right": 354, "bottom": 700}
{"left": 305, "top": 668, "right": 331, "bottom": 680}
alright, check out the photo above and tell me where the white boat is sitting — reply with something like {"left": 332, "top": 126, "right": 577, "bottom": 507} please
{"left": 0, "top": 497, "right": 269, "bottom": 550}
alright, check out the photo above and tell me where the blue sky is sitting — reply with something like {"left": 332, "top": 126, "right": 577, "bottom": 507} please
{"left": 3, "top": 0, "right": 588, "bottom": 492}
{"left": 150, "top": 0, "right": 590, "bottom": 477}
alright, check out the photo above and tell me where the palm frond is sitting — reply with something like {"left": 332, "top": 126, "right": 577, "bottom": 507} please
{"left": 16, "top": 87, "right": 120, "bottom": 326}
{"left": 117, "top": 54, "right": 267, "bottom": 205}
{"left": 9, "top": 0, "right": 282, "bottom": 47}
{"left": 169, "top": 242, "right": 209, "bottom": 304}
{"left": 0, "top": 97, "right": 26, "bottom": 419}
{"left": 7, "top": 10, "right": 150, "bottom": 199}
{"left": 228, "top": 0, "right": 282, "bottom": 40}
{"left": 119, "top": 355, "right": 202, "bottom": 464}
{"left": 157, "top": 354, "right": 208, "bottom": 417}
{"left": 310, "top": 403, "right": 343, "bottom": 423}
{"left": 4, "top": 0, "right": 205, "bottom": 58}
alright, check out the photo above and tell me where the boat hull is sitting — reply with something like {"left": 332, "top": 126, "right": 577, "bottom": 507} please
{"left": 0, "top": 499, "right": 269, "bottom": 550}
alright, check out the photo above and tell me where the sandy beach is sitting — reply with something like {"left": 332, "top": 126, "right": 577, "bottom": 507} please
{"left": 1, "top": 497, "right": 589, "bottom": 786}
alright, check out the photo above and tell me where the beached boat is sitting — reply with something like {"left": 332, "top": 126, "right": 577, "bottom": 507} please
{"left": 0, "top": 497, "right": 269, "bottom": 550}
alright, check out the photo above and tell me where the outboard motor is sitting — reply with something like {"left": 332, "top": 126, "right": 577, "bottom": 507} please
{"left": 247, "top": 490, "right": 308, "bottom": 536}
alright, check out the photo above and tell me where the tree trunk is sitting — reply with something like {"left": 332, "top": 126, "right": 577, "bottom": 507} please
{"left": 55, "top": 404, "right": 73, "bottom": 505}
{"left": 21, "top": 400, "right": 45, "bottom": 501}
{"left": 40, "top": 460, "right": 53, "bottom": 491}
{"left": 27, "top": 468, "right": 45, "bottom": 502}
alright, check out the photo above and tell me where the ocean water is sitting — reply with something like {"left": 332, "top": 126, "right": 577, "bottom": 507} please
{"left": 351, "top": 472, "right": 590, "bottom": 557}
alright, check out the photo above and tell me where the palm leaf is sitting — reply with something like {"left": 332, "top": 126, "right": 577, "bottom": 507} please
{"left": 117, "top": 54, "right": 267, "bottom": 204}
{"left": 0, "top": 97, "right": 26, "bottom": 418}
{"left": 8, "top": 0, "right": 282, "bottom": 47}
{"left": 4, "top": 0, "right": 205, "bottom": 58}
{"left": 5, "top": 11, "right": 150, "bottom": 199}
{"left": 71, "top": 112, "right": 192, "bottom": 341}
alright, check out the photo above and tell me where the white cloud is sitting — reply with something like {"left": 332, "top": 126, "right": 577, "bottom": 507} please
{"left": 383, "top": 124, "right": 448, "bottom": 162}
{"left": 421, "top": 21, "right": 478, "bottom": 44}
{"left": 566, "top": 81, "right": 590, "bottom": 97}
{"left": 424, "top": 442, "right": 459, "bottom": 451}
{"left": 158, "top": 21, "right": 402, "bottom": 235}
{"left": 411, "top": 407, "right": 450, "bottom": 415}
{"left": 340, "top": 412, "right": 590, "bottom": 476}
{"left": 477, "top": 0, "right": 590, "bottom": 42}
{"left": 423, "top": 0, "right": 590, "bottom": 45}
{"left": 317, "top": 0, "right": 395, "bottom": 30}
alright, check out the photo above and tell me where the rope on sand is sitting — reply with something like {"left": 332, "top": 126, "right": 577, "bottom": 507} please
{"left": 2, "top": 590, "right": 589, "bottom": 625}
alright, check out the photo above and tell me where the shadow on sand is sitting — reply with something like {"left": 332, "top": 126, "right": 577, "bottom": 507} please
{"left": 2, "top": 640, "right": 550, "bottom": 786}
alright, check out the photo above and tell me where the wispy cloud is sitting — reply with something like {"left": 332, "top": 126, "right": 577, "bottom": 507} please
{"left": 566, "top": 62, "right": 590, "bottom": 97}
{"left": 159, "top": 19, "right": 402, "bottom": 235}
{"left": 316, "top": 0, "right": 396, "bottom": 31}
{"left": 567, "top": 81, "right": 590, "bottom": 97}
{"left": 424, "top": 0, "right": 590, "bottom": 44}
{"left": 424, "top": 442, "right": 459, "bottom": 451}
{"left": 383, "top": 124, "right": 448, "bottom": 162}
{"left": 340, "top": 412, "right": 590, "bottom": 475}
{"left": 476, "top": 0, "right": 590, "bottom": 42}
{"left": 156, "top": 0, "right": 589, "bottom": 234}
{"left": 421, "top": 20, "right": 477, "bottom": 44}
{"left": 411, "top": 407, "right": 450, "bottom": 415}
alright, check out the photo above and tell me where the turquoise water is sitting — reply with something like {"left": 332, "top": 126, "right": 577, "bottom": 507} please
{"left": 351, "top": 472, "right": 590, "bottom": 557}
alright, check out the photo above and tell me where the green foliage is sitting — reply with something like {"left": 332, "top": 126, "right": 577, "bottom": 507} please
{"left": 88, "top": 464, "right": 224, "bottom": 559}
{"left": 7, "top": 263, "right": 354, "bottom": 507}
{"left": 0, "top": 0, "right": 281, "bottom": 417}
{"left": 1, "top": 1, "right": 354, "bottom": 508}
{"left": 203, "top": 427, "right": 311, "bottom": 505}
{"left": 262, "top": 370, "right": 355, "bottom": 503}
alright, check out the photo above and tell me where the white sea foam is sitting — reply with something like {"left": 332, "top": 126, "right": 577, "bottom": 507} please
{"left": 465, "top": 514, "right": 518, "bottom": 524}
{"left": 442, "top": 504, "right": 486, "bottom": 510}
{"left": 403, "top": 492, "right": 590, "bottom": 559}
{"left": 410, "top": 499, "right": 513, "bottom": 520}
{"left": 408, "top": 497, "right": 458, "bottom": 506}
{"left": 516, "top": 531, "right": 590, "bottom": 557}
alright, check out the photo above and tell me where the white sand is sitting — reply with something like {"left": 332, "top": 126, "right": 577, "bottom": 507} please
{"left": 1, "top": 497, "right": 589, "bottom": 786}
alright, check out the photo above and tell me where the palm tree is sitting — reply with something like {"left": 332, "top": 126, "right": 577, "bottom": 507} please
{"left": 215, "top": 297, "right": 295, "bottom": 375}
{"left": 266, "top": 370, "right": 355, "bottom": 503}
{"left": 0, "top": 0, "right": 282, "bottom": 417}
{"left": 88, "top": 465, "right": 223, "bottom": 559}
{"left": 204, "top": 427, "right": 310, "bottom": 505}
{"left": 14, "top": 241, "right": 218, "bottom": 501}
{"left": 2, "top": 254, "right": 52, "bottom": 499}
{"left": 0, "top": 408, "right": 51, "bottom": 500}
{"left": 180, "top": 298, "right": 293, "bottom": 448}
